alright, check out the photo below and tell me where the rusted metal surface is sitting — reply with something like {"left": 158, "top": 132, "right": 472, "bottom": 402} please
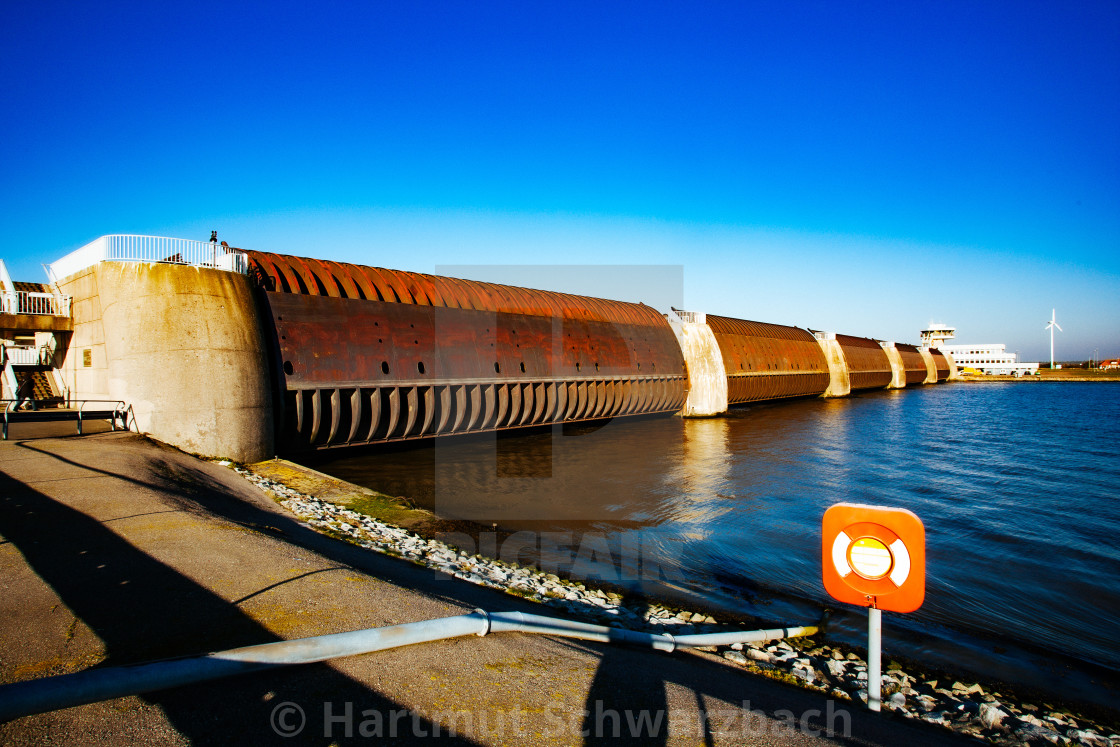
{"left": 705, "top": 315, "right": 829, "bottom": 404}
{"left": 247, "top": 252, "right": 686, "bottom": 450}
{"left": 929, "top": 348, "right": 950, "bottom": 382}
{"left": 894, "top": 343, "right": 928, "bottom": 385}
{"left": 835, "top": 334, "right": 893, "bottom": 391}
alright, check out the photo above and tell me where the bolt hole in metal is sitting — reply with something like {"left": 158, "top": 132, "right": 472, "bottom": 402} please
{"left": 283, "top": 361, "right": 293, "bottom": 375}
{"left": 417, "top": 361, "right": 426, "bottom": 375}
{"left": 381, "top": 361, "right": 389, "bottom": 375}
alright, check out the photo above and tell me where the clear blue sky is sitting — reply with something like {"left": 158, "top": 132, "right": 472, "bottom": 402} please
{"left": 2, "top": 1, "right": 1117, "bottom": 361}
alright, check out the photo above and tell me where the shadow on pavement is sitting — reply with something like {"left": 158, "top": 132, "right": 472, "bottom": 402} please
{"left": 0, "top": 455, "right": 475, "bottom": 745}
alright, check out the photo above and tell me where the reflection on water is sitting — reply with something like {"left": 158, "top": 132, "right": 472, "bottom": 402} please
{"left": 671, "top": 417, "right": 732, "bottom": 534}
{"left": 308, "top": 383, "right": 1120, "bottom": 703}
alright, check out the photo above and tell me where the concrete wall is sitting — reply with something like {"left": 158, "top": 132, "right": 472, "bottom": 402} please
{"left": 668, "top": 319, "right": 728, "bottom": 416}
{"left": 57, "top": 265, "right": 110, "bottom": 400}
{"left": 59, "top": 262, "right": 274, "bottom": 462}
{"left": 814, "top": 333, "right": 851, "bottom": 398}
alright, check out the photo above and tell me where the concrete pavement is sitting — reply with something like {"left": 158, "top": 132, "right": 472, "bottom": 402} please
{"left": 0, "top": 427, "right": 977, "bottom": 745}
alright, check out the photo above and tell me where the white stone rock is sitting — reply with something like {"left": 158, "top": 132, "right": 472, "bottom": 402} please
{"left": 914, "top": 695, "right": 937, "bottom": 712}
{"left": 978, "top": 702, "right": 1008, "bottom": 729}
{"left": 791, "top": 667, "right": 815, "bottom": 683}
{"left": 723, "top": 651, "right": 748, "bottom": 665}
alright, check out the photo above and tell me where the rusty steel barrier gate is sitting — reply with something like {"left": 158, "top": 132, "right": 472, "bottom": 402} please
{"left": 894, "top": 343, "right": 929, "bottom": 385}
{"left": 704, "top": 314, "right": 830, "bottom": 404}
{"left": 835, "top": 333, "right": 894, "bottom": 391}
{"left": 247, "top": 252, "right": 687, "bottom": 450}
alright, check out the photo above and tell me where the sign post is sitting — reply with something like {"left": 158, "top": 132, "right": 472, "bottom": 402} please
{"left": 822, "top": 503, "right": 925, "bottom": 711}
{"left": 867, "top": 607, "right": 881, "bottom": 710}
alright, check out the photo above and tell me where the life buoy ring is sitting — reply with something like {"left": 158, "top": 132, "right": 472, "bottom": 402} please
{"left": 822, "top": 503, "right": 925, "bottom": 613}
{"left": 830, "top": 521, "right": 911, "bottom": 596}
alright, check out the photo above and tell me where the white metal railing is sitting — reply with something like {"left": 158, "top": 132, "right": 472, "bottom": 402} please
{"left": 1, "top": 291, "right": 71, "bottom": 317}
{"left": 48, "top": 235, "right": 249, "bottom": 281}
{"left": 2, "top": 346, "right": 42, "bottom": 366}
{"left": 667, "top": 308, "right": 706, "bottom": 325}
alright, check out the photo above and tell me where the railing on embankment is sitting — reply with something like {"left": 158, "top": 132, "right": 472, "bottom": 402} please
{"left": 48, "top": 235, "right": 249, "bottom": 281}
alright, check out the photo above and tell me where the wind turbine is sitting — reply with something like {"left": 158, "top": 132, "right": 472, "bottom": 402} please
{"left": 1045, "top": 309, "right": 1062, "bottom": 369}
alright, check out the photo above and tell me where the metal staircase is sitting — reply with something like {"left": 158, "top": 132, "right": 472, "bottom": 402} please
{"left": 1, "top": 256, "right": 75, "bottom": 415}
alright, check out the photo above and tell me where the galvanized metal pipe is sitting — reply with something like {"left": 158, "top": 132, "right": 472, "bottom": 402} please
{"left": 0, "top": 609, "right": 816, "bottom": 722}
{"left": 868, "top": 607, "right": 882, "bottom": 712}
{"left": 0, "top": 611, "right": 491, "bottom": 723}
{"left": 486, "top": 611, "right": 818, "bottom": 653}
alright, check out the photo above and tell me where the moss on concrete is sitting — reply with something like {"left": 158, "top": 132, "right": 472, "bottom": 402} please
{"left": 246, "top": 458, "right": 434, "bottom": 530}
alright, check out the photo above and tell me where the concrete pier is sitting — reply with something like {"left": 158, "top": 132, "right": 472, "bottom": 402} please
{"left": 813, "top": 332, "right": 851, "bottom": 398}
{"left": 880, "top": 342, "right": 907, "bottom": 389}
{"left": 917, "top": 347, "right": 937, "bottom": 385}
{"left": 668, "top": 312, "right": 728, "bottom": 416}
{"left": 944, "top": 352, "right": 962, "bottom": 380}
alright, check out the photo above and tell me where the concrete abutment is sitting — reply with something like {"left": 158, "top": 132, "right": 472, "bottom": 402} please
{"left": 58, "top": 262, "right": 274, "bottom": 462}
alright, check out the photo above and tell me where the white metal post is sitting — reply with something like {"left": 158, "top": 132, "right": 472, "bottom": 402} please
{"left": 867, "top": 606, "right": 882, "bottom": 711}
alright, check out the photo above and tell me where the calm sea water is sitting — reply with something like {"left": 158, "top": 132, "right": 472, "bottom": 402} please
{"left": 308, "top": 382, "right": 1120, "bottom": 703}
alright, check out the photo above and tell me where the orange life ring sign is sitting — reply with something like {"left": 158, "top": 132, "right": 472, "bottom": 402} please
{"left": 822, "top": 503, "right": 925, "bottom": 613}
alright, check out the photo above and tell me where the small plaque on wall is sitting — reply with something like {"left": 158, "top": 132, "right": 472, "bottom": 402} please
{"left": 82, "top": 349, "right": 92, "bottom": 367}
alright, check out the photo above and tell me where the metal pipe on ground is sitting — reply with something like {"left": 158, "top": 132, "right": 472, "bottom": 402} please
{"left": 0, "top": 609, "right": 817, "bottom": 722}
{"left": 485, "top": 611, "right": 818, "bottom": 653}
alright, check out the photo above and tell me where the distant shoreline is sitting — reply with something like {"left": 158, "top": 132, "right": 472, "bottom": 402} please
{"left": 959, "top": 372, "right": 1120, "bottom": 383}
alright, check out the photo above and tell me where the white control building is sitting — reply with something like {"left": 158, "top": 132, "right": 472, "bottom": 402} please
{"left": 919, "top": 323, "right": 1039, "bottom": 376}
